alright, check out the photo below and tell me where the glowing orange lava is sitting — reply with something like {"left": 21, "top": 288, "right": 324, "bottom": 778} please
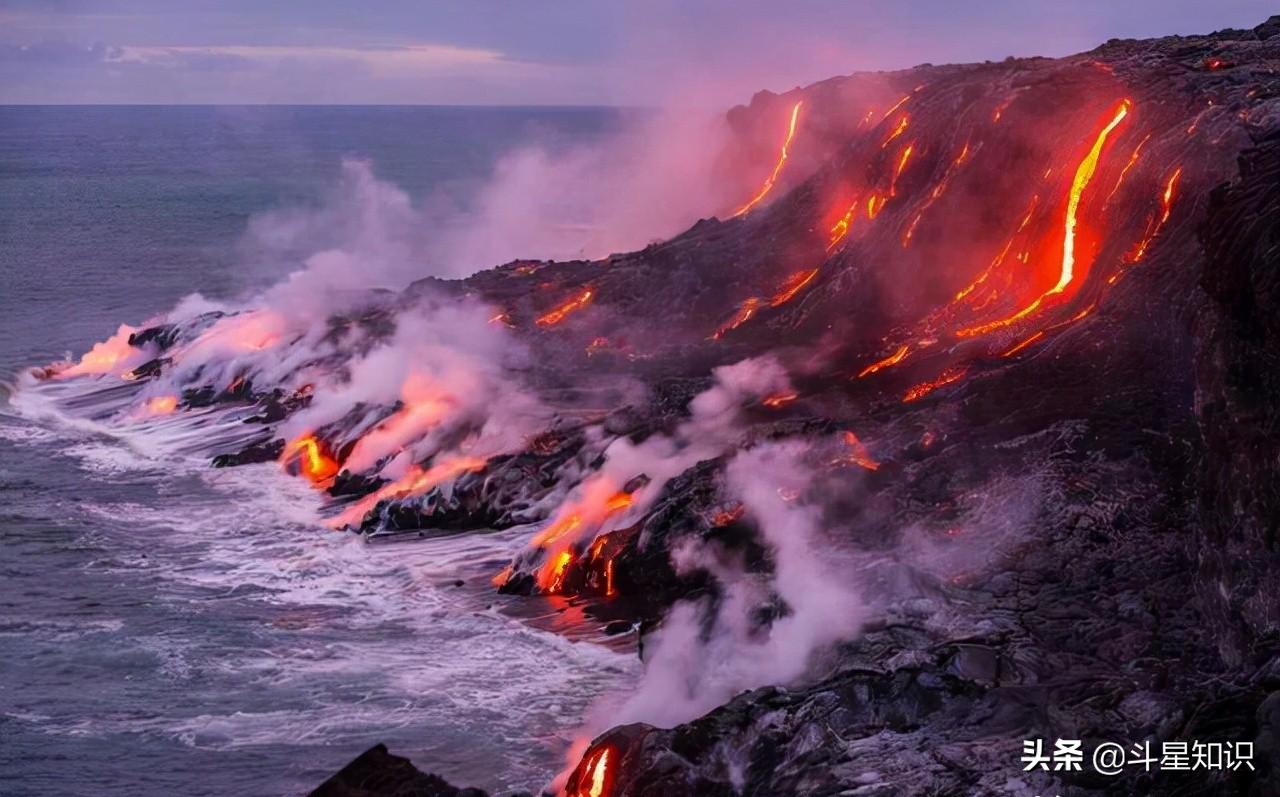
{"left": 55, "top": 324, "right": 142, "bottom": 379}
{"left": 570, "top": 746, "right": 611, "bottom": 797}
{"left": 827, "top": 200, "right": 859, "bottom": 250}
{"left": 903, "top": 367, "right": 968, "bottom": 403}
{"left": 537, "top": 289, "right": 594, "bottom": 327}
{"left": 880, "top": 94, "right": 910, "bottom": 121}
{"left": 953, "top": 194, "right": 1040, "bottom": 301}
{"left": 902, "top": 141, "right": 974, "bottom": 246}
{"left": 881, "top": 115, "right": 909, "bottom": 148}
{"left": 992, "top": 98, "right": 1012, "bottom": 123}
{"left": 710, "top": 503, "right": 745, "bottom": 526}
{"left": 1000, "top": 331, "right": 1045, "bottom": 357}
{"left": 544, "top": 551, "right": 574, "bottom": 593}
{"left": 1103, "top": 133, "right": 1151, "bottom": 206}
{"left": 711, "top": 297, "right": 763, "bottom": 340}
{"left": 762, "top": 391, "right": 798, "bottom": 408}
{"left": 770, "top": 268, "right": 819, "bottom": 307}
{"left": 856, "top": 344, "right": 909, "bottom": 378}
{"left": 867, "top": 194, "right": 886, "bottom": 219}
{"left": 144, "top": 395, "right": 179, "bottom": 415}
{"left": 282, "top": 434, "right": 340, "bottom": 485}
{"left": 1127, "top": 166, "right": 1182, "bottom": 262}
{"left": 956, "top": 99, "right": 1130, "bottom": 338}
{"left": 330, "top": 455, "right": 487, "bottom": 528}
{"left": 532, "top": 490, "right": 633, "bottom": 549}
{"left": 889, "top": 142, "right": 915, "bottom": 195}
{"left": 732, "top": 101, "right": 803, "bottom": 217}
{"left": 835, "top": 430, "right": 880, "bottom": 471}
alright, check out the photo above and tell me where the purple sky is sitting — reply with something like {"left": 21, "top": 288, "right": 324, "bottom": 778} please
{"left": 1, "top": 1, "right": 1274, "bottom": 105}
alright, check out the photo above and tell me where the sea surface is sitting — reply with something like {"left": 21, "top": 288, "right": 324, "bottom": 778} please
{"left": 0, "top": 106, "right": 637, "bottom": 796}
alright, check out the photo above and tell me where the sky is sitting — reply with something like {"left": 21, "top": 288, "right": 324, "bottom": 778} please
{"left": 1, "top": 1, "right": 1275, "bottom": 105}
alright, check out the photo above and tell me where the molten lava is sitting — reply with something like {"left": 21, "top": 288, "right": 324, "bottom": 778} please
{"left": 881, "top": 115, "right": 909, "bottom": 148}
{"left": 55, "top": 324, "right": 143, "bottom": 379}
{"left": 762, "top": 391, "right": 798, "bottom": 408}
{"left": 143, "top": 395, "right": 179, "bottom": 416}
{"left": 544, "top": 551, "right": 575, "bottom": 593}
{"left": 769, "top": 268, "right": 819, "bottom": 307}
{"left": 532, "top": 487, "right": 635, "bottom": 592}
{"left": 827, "top": 200, "right": 859, "bottom": 250}
{"left": 711, "top": 297, "right": 763, "bottom": 340}
{"left": 834, "top": 430, "right": 880, "bottom": 471}
{"left": 1127, "top": 166, "right": 1182, "bottom": 262}
{"left": 282, "top": 434, "right": 340, "bottom": 485}
{"left": 903, "top": 367, "right": 968, "bottom": 403}
{"left": 867, "top": 194, "right": 886, "bottom": 219}
{"left": 956, "top": 99, "right": 1131, "bottom": 338}
{"left": 889, "top": 142, "right": 915, "bottom": 195}
{"left": 537, "top": 289, "right": 594, "bottom": 327}
{"left": 902, "top": 141, "right": 973, "bottom": 246}
{"left": 856, "top": 344, "right": 909, "bottom": 378}
{"left": 570, "top": 746, "right": 612, "bottom": 797}
{"left": 732, "top": 100, "right": 803, "bottom": 217}
{"left": 331, "top": 456, "right": 487, "bottom": 528}
{"left": 1104, "top": 133, "right": 1152, "bottom": 206}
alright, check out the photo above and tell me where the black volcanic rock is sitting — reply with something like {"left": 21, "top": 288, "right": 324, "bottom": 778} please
{"left": 310, "top": 744, "right": 491, "bottom": 797}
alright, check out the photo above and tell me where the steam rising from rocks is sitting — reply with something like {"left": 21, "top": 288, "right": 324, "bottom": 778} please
{"left": 614, "top": 440, "right": 866, "bottom": 728}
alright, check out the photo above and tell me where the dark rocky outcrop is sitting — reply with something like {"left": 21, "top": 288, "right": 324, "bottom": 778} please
{"left": 311, "top": 744, "right": 493, "bottom": 797}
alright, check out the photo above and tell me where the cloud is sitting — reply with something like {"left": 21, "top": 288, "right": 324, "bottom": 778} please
{"left": 109, "top": 42, "right": 512, "bottom": 72}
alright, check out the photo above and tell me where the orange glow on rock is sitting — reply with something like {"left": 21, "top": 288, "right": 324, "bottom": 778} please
{"left": 55, "top": 324, "right": 142, "bottom": 379}
{"left": 282, "top": 434, "right": 340, "bottom": 485}
{"left": 770, "top": 268, "right": 819, "bottom": 307}
{"left": 570, "top": 746, "right": 612, "bottom": 797}
{"left": 711, "top": 297, "right": 763, "bottom": 340}
{"left": 1128, "top": 166, "right": 1182, "bottom": 262}
{"left": 537, "top": 289, "right": 594, "bottom": 327}
{"left": 866, "top": 194, "right": 886, "bottom": 219}
{"left": 143, "top": 395, "right": 178, "bottom": 416}
{"left": 956, "top": 99, "right": 1130, "bottom": 338}
{"left": 827, "top": 200, "right": 859, "bottom": 250}
{"left": 762, "top": 391, "right": 798, "bottom": 408}
{"left": 1000, "top": 331, "right": 1045, "bottom": 357}
{"left": 903, "top": 367, "right": 968, "bottom": 403}
{"left": 889, "top": 142, "right": 915, "bottom": 195}
{"left": 544, "top": 550, "right": 574, "bottom": 593}
{"left": 856, "top": 344, "right": 909, "bottom": 378}
{"left": 330, "top": 455, "right": 487, "bottom": 528}
{"left": 1103, "top": 132, "right": 1152, "bottom": 206}
{"left": 881, "top": 115, "right": 909, "bottom": 148}
{"left": 834, "top": 431, "right": 880, "bottom": 471}
{"left": 732, "top": 101, "right": 803, "bottom": 217}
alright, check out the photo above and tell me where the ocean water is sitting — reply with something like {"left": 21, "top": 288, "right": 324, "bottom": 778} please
{"left": 0, "top": 106, "right": 636, "bottom": 796}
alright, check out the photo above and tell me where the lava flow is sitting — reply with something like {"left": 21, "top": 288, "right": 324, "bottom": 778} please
{"left": 956, "top": 99, "right": 1131, "bottom": 338}
{"left": 538, "top": 288, "right": 594, "bottom": 327}
{"left": 568, "top": 745, "right": 612, "bottom": 797}
{"left": 142, "top": 395, "right": 179, "bottom": 415}
{"left": 282, "top": 434, "right": 340, "bottom": 485}
{"left": 770, "top": 268, "right": 819, "bottom": 307}
{"left": 732, "top": 100, "right": 803, "bottom": 217}
{"left": 330, "top": 456, "right": 488, "bottom": 528}
{"left": 856, "top": 344, "right": 910, "bottom": 378}
{"left": 1127, "top": 166, "right": 1183, "bottom": 263}
{"left": 903, "top": 367, "right": 968, "bottom": 403}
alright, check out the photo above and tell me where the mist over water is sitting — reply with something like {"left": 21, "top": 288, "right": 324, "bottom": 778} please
{"left": 0, "top": 105, "right": 639, "bottom": 795}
